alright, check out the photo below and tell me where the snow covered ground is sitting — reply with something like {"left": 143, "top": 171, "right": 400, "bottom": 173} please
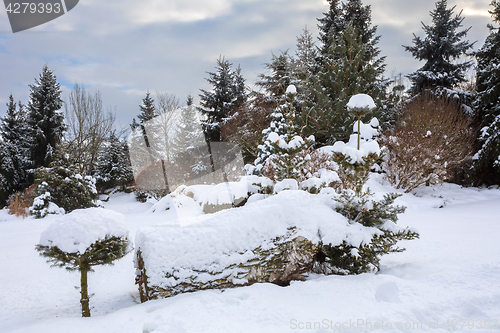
{"left": 1, "top": 175, "right": 500, "bottom": 333}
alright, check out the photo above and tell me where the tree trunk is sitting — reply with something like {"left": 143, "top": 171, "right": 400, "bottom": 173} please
{"left": 80, "top": 268, "right": 91, "bottom": 317}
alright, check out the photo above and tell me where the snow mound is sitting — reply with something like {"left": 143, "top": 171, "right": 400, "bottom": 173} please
{"left": 346, "top": 93, "right": 376, "bottom": 110}
{"left": 39, "top": 208, "right": 129, "bottom": 254}
{"left": 135, "top": 190, "right": 383, "bottom": 292}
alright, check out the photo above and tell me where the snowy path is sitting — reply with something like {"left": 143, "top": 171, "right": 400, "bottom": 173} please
{"left": 1, "top": 185, "right": 500, "bottom": 333}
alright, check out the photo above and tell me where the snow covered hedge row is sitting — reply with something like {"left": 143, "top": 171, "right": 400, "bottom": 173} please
{"left": 134, "top": 190, "right": 414, "bottom": 300}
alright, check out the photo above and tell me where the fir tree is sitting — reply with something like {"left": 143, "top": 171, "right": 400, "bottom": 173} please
{"left": 404, "top": 0, "right": 474, "bottom": 95}
{"left": 254, "top": 107, "right": 288, "bottom": 170}
{"left": 198, "top": 57, "right": 246, "bottom": 143}
{"left": 94, "top": 132, "right": 134, "bottom": 192}
{"left": 172, "top": 105, "right": 210, "bottom": 180}
{"left": 137, "top": 92, "right": 156, "bottom": 124}
{"left": 256, "top": 86, "right": 313, "bottom": 180}
{"left": 301, "top": 24, "right": 384, "bottom": 144}
{"left": 294, "top": 27, "right": 317, "bottom": 87}
{"left": 317, "top": 0, "right": 343, "bottom": 58}
{"left": 0, "top": 141, "right": 16, "bottom": 205}
{"left": 0, "top": 96, "right": 34, "bottom": 197}
{"left": 472, "top": 0, "right": 500, "bottom": 185}
{"left": 317, "top": 0, "right": 385, "bottom": 77}
{"left": 130, "top": 118, "right": 139, "bottom": 131}
{"left": 27, "top": 65, "right": 65, "bottom": 168}
{"left": 256, "top": 51, "right": 296, "bottom": 108}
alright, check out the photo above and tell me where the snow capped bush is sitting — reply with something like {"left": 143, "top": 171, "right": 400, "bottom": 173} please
{"left": 30, "top": 166, "right": 99, "bottom": 218}
{"left": 36, "top": 208, "right": 132, "bottom": 317}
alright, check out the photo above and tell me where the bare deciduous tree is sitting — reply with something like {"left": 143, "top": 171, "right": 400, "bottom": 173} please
{"left": 64, "top": 84, "right": 116, "bottom": 175}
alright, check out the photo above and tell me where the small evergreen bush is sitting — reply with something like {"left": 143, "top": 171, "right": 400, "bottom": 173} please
{"left": 30, "top": 166, "right": 98, "bottom": 218}
{"left": 313, "top": 94, "right": 419, "bottom": 275}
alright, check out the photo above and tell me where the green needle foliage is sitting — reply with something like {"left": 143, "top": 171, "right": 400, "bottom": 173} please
{"left": 36, "top": 236, "right": 130, "bottom": 317}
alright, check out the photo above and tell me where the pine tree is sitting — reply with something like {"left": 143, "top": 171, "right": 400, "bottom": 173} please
{"left": 171, "top": 105, "right": 210, "bottom": 180}
{"left": 301, "top": 23, "right": 384, "bottom": 144}
{"left": 317, "top": 0, "right": 343, "bottom": 58}
{"left": 308, "top": 0, "right": 387, "bottom": 145}
{"left": 255, "top": 87, "right": 313, "bottom": 180}
{"left": 317, "top": 0, "right": 385, "bottom": 77}
{"left": 198, "top": 57, "right": 246, "bottom": 143}
{"left": 137, "top": 92, "right": 156, "bottom": 124}
{"left": 472, "top": 0, "right": 500, "bottom": 185}
{"left": 0, "top": 95, "right": 34, "bottom": 199}
{"left": 404, "top": 0, "right": 474, "bottom": 95}
{"left": 256, "top": 51, "right": 296, "bottom": 108}
{"left": 0, "top": 141, "right": 16, "bottom": 205}
{"left": 294, "top": 27, "right": 317, "bottom": 87}
{"left": 28, "top": 65, "right": 65, "bottom": 168}
{"left": 94, "top": 132, "right": 134, "bottom": 192}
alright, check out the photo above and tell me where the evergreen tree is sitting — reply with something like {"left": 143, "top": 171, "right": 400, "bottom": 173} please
{"left": 36, "top": 209, "right": 131, "bottom": 317}
{"left": 317, "top": 0, "right": 343, "bottom": 58}
{"left": 308, "top": 0, "right": 387, "bottom": 145}
{"left": 404, "top": 0, "right": 474, "bottom": 95}
{"left": 171, "top": 105, "right": 210, "bottom": 180}
{"left": 256, "top": 51, "right": 296, "bottom": 108}
{"left": 130, "top": 118, "right": 139, "bottom": 131}
{"left": 198, "top": 57, "right": 246, "bottom": 143}
{"left": 186, "top": 94, "right": 194, "bottom": 106}
{"left": 137, "top": 92, "right": 156, "bottom": 124}
{"left": 94, "top": 132, "right": 134, "bottom": 192}
{"left": 255, "top": 86, "right": 313, "bottom": 180}
{"left": 317, "top": 0, "right": 385, "bottom": 77}
{"left": 0, "top": 141, "right": 16, "bottom": 205}
{"left": 0, "top": 96, "right": 34, "bottom": 198}
{"left": 27, "top": 65, "right": 65, "bottom": 168}
{"left": 294, "top": 27, "right": 317, "bottom": 87}
{"left": 472, "top": 0, "right": 500, "bottom": 185}
{"left": 301, "top": 24, "right": 384, "bottom": 144}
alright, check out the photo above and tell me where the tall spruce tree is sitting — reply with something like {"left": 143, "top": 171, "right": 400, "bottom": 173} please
{"left": 301, "top": 24, "right": 384, "bottom": 144}
{"left": 0, "top": 95, "right": 32, "bottom": 199}
{"left": 198, "top": 57, "right": 246, "bottom": 143}
{"left": 137, "top": 92, "right": 156, "bottom": 124}
{"left": 404, "top": 0, "right": 474, "bottom": 95}
{"left": 306, "top": 0, "right": 387, "bottom": 145}
{"left": 317, "top": 0, "right": 385, "bottom": 77}
{"left": 256, "top": 51, "right": 296, "bottom": 108}
{"left": 28, "top": 65, "right": 65, "bottom": 168}
{"left": 472, "top": 0, "right": 500, "bottom": 185}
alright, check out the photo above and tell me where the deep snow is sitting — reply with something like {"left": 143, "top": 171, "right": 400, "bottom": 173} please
{"left": 1, "top": 176, "right": 500, "bottom": 333}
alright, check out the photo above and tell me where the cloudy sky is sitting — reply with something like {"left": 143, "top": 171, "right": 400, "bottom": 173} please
{"left": 0, "top": 0, "right": 495, "bottom": 130}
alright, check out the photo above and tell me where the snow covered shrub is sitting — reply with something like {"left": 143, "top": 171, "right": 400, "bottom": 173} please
{"left": 30, "top": 166, "right": 98, "bottom": 218}
{"left": 314, "top": 229, "right": 418, "bottom": 275}
{"left": 381, "top": 93, "right": 474, "bottom": 192}
{"left": 297, "top": 148, "right": 340, "bottom": 194}
{"left": 261, "top": 134, "right": 314, "bottom": 182}
{"left": 36, "top": 208, "right": 132, "bottom": 317}
{"left": 313, "top": 94, "right": 419, "bottom": 275}
{"left": 314, "top": 189, "right": 419, "bottom": 275}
